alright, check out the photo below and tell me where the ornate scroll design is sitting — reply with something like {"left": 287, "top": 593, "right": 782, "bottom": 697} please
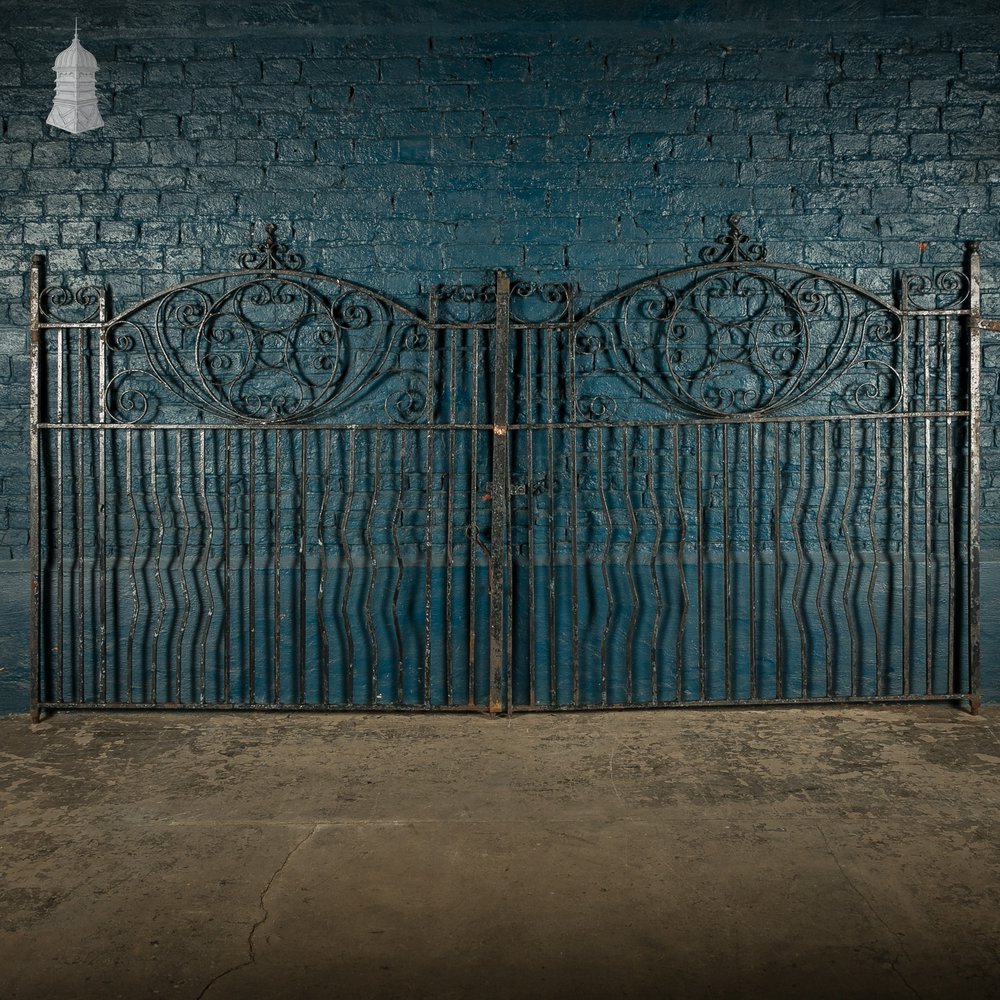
{"left": 432, "top": 281, "right": 497, "bottom": 325}
{"left": 580, "top": 220, "right": 903, "bottom": 419}
{"left": 38, "top": 282, "right": 106, "bottom": 324}
{"left": 901, "top": 268, "right": 971, "bottom": 310}
{"left": 433, "top": 279, "right": 573, "bottom": 325}
{"left": 509, "top": 281, "right": 573, "bottom": 325}
{"left": 104, "top": 273, "right": 424, "bottom": 425}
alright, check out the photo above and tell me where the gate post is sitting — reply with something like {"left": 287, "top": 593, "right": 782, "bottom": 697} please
{"left": 488, "top": 270, "right": 511, "bottom": 713}
{"left": 28, "top": 254, "right": 45, "bottom": 724}
{"left": 967, "top": 241, "right": 982, "bottom": 714}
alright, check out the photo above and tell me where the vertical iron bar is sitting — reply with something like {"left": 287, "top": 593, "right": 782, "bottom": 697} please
{"left": 298, "top": 429, "right": 307, "bottom": 704}
{"left": 816, "top": 421, "right": 832, "bottom": 696}
{"left": 526, "top": 329, "right": 536, "bottom": 706}
{"left": 747, "top": 423, "right": 757, "bottom": 699}
{"left": 197, "top": 429, "right": 212, "bottom": 705}
{"left": 901, "top": 283, "right": 911, "bottom": 696}
{"left": 597, "top": 429, "right": 611, "bottom": 706}
{"left": 273, "top": 432, "right": 282, "bottom": 703}
{"left": 423, "top": 324, "right": 436, "bottom": 707}
{"left": 443, "top": 303, "right": 456, "bottom": 705}
{"left": 673, "top": 428, "right": 688, "bottom": 702}
{"left": 365, "top": 429, "right": 382, "bottom": 704}
{"left": 720, "top": 423, "right": 734, "bottom": 699}
{"left": 842, "top": 421, "right": 858, "bottom": 697}
{"left": 148, "top": 430, "right": 169, "bottom": 703}
{"left": 695, "top": 425, "right": 706, "bottom": 699}
{"left": 791, "top": 422, "right": 808, "bottom": 697}
{"left": 647, "top": 427, "right": 663, "bottom": 705}
{"left": 623, "top": 428, "right": 639, "bottom": 706}
{"left": 944, "top": 316, "right": 956, "bottom": 694}
{"left": 175, "top": 430, "right": 190, "bottom": 704}
{"left": 125, "top": 432, "right": 138, "bottom": 703}
{"left": 392, "top": 433, "right": 407, "bottom": 704}
{"left": 341, "top": 429, "right": 357, "bottom": 703}
{"left": 317, "top": 429, "right": 331, "bottom": 705}
{"left": 569, "top": 343, "right": 581, "bottom": 707}
{"left": 97, "top": 291, "right": 108, "bottom": 704}
{"left": 56, "top": 326, "right": 64, "bottom": 704}
{"left": 922, "top": 316, "right": 933, "bottom": 694}
{"left": 223, "top": 429, "right": 232, "bottom": 704}
{"left": 77, "top": 321, "right": 85, "bottom": 702}
{"left": 772, "top": 425, "right": 783, "bottom": 699}
{"left": 248, "top": 432, "right": 257, "bottom": 704}
{"left": 869, "top": 423, "right": 883, "bottom": 696}
{"left": 28, "top": 254, "right": 43, "bottom": 722}
{"left": 488, "top": 270, "right": 511, "bottom": 714}
{"left": 468, "top": 327, "right": 479, "bottom": 706}
{"left": 967, "top": 241, "right": 982, "bottom": 711}
{"left": 547, "top": 328, "right": 557, "bottom": 706}
{"left": 150, "top": 430, "right": 165, "bottom": 704}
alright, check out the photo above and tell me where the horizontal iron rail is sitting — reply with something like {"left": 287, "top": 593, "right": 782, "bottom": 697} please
{"left": 36, "top": 694, "right": 969, "bottom": 713}
{"left": 39, "top": 409, "right": 971, "bottom": 432}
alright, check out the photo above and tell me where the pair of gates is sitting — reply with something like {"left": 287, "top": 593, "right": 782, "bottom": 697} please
{"left": 28, "top": 219, "right": 983, "bottom": 718}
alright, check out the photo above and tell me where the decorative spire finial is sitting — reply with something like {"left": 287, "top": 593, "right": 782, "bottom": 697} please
{"left": 701, "top": 214, "right": 767, "bottom": 263}
{"left": 239, "top": 222, "right": 304, "bottom": 271}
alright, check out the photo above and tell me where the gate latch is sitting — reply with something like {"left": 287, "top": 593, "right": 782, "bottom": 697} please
{"left": 511, "top": 478, "right": 547, "bottom": 497}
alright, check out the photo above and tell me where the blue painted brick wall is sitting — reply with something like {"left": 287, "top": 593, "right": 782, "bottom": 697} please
{"left": 2, "top": 0, "right": 999, "bottom": 710}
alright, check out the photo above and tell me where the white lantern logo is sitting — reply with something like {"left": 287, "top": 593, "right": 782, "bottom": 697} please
{"left": 46, "top": 22, "right": 105, "bottom": 134}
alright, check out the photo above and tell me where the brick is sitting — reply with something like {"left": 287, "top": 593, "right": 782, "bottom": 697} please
{"left": 751, "top": 134, "right": 791, "bottom": 158}
{"left": 828, "top": 80, "right": 908, "bottom": 106}
{"left": 112, "top": 141, "right": 152, "bottom": 165}
{"left": 880, "top": 52, "right": 960, "bottom": 78}
{"left": 236, "top": 140, "right": 277, "bottom": 163}
{"left": 104, "top": 168, "right": 187, "bottom": 190}
{"left": 961, "top": 50, "right": 1000, "bottom": 75}
{"left": 144, "top": 63, "right": 184, "bottom": 85}
{"left": 909, "top": 80, "right": 948, "bottom": 104}
{"left": 262, "top": 59, "right": 302, "bottom": 84}
{"left": 99, "top": 222, "right": 138, "bottom": 242}
{"left": 140, "top": 114, "right": 181, "bottom": 137}
{"left": 949, "top": 79, "right": 1000, "bottom": 103}
{"left": 151, "top": 141, "right": 198, "bottom": 166}
{"left": 23, "top": 223, "right": 60, "bottom": 245}
{"left": 0, "top": 144, "right": 31, "bottom": 168}
{"left": 30, "top": 144, "right": 71, "bottom": 167}
{"left": 951, "top": 133, "right": 1000, "bottom": 157}
{"left": 910, "top": 133, "right": 949, "bottom": 157}
{"left": 831, "top": 134, "right": 870, "bottom": 156}
{"left": 896, "top": 107, "right": 941, "bottom": 130}
{"left": 184, "top": 59, "right": 261, "bottom": 86}
{"left": 487, "top": 56, "right": 529, "bottom": 82}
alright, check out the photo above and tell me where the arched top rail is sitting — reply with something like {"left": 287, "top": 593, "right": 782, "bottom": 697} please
{"left": 568, "top": 217, "right": 975, "bottom": 420}
{"left": 28, "top": 217, "right": 979, "bottom": 425}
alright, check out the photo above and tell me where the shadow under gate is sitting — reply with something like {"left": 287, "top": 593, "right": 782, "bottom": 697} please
{"left": 27, "top": 219, "right": 985, "bottom": 718}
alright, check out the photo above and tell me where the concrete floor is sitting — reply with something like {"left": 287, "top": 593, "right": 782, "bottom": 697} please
{"left": 1, "top": 707, "right": 999, "bottom": 999}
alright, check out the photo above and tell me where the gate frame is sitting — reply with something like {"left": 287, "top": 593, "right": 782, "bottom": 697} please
{"left": 27, "top": 222, "right": 985, "bottom": 719}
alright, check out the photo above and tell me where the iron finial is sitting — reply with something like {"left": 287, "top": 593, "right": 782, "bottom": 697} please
{"left": 701, "top": 214, "right": 767, "bottom": 263}
{"left": 239, "top": 221, "right": 304, "bottom": 271}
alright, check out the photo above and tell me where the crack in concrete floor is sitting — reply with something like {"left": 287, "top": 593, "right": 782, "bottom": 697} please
{"left": 196, "top": 824, "right": 321, "bottom": 1000}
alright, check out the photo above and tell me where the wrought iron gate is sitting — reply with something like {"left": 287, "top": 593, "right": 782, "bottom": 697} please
{"left": 28, "top": 220, "right": 983, "bottom": 718}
